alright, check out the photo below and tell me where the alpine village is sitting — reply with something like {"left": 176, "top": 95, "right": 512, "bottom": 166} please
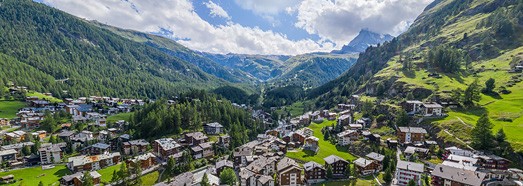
{"left": 1, "top": 0, "right": 523, "bottom": 186}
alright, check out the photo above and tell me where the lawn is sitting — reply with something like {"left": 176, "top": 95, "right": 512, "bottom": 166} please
{"left": 0, "top": 100, "right": 26, "bottom": 119}
{"left": 286, "top": 120, "right": 357, "bottom": 164}
{"left": 0, "top": 165, "right": 70, "bottom": 186}
{"left": 141, "top": 171, "right": 159, "bottom": 185}
{"left": 107, "top": 112, "right": 134, "bottom": 123}
{"left": 313, "top": 173, "right": 384, "bottom": 186}
{"left": 97, "top": 163, "right": 122, "bottom": 183}
{"left": 276, "top": 102, "right": 306, "bottom": 118}
{"left": 26, "top": 91, "right": 62, "bottom": 103}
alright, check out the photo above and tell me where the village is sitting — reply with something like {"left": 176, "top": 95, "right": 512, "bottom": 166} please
{"left": 0, "top": 89, "right": 521, "bottom": 186}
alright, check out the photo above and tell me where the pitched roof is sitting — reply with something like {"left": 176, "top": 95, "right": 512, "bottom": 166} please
{"left": 398, "top": 127, "right": 427, "bottom": 134}
{"left": 215, "top": 159, "right": 234, "bottom": 169}
{"left": 396, "top": 160, "right": 424, "bottom": 173}
{"left": 366, "top": 152, "right": 385, "bottom": 162}
{"left": 304, "top": 161, "right": 324, "bottom": 171}
{"left": 205, "top": 122, "right": 223, "bottom": 128}
{"left": 154, "top": 138, "right": 181, "bottom": 151}
{"left": 337, "top": 130, "right": 358, "bottom": 138}
{"left": 432, "top": 164, "right": 486, "bottom": 186}
{"left": 354, "top": 158, "right": 374, "bottom": 168}
{"left": 324, "top": 155, "right": 348, "bottom": 165}
{"left": 277, "top": 157, "right": 300, "bottom": 172}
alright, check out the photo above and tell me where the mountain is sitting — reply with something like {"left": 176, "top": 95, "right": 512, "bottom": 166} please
{"left": 332, "top": 29, "right": 394, "bottom": 54}
{"left": 0, "top": 0, "right": 227, "bottom": 99}
{"left": 92, "top": 23, "right": 258, "bottom": 85}
{"left": 200, "top": 53, "right": 291, "bottom": 81}
{"left": 311, "top": 0, "right": 523, "bottom": 152}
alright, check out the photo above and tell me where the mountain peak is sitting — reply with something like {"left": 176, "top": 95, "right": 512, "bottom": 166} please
{"left": 332, "top": 29, "right": 394, "bottom": 54}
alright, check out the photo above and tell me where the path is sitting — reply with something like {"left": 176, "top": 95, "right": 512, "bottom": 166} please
{"left": 443, "top": 129, "right": 474, "bottom": 150}
{"left": 373, "top": 174, "right": 382, "bottom": 185}
{"left": 456, "top": 117, "right": 473, "bottom": 128}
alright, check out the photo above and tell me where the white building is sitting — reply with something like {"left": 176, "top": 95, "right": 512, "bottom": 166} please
{"left": 337, "top": 130, "right": 358, "bottom": 146}
{"left": 39, "top": 144, "right": 62, "bottom": 164}
{"left": 395, "top": 160, "right": 424, "bottom": 186}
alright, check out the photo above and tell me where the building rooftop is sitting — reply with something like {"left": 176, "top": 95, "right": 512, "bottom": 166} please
{"left": 396, "top": 160, "right": 424, "bottom": 173}
{"left": 398, "top": 127, "right": 427, "bottom": 134}
{"left": 154, "top": 138, "right": 181, "bottom": 151}
{"left": 432, "top": 164, "right": 486, "bottom": 186}
{"left": 354, "top": 158, "right": 373, "bottom": 168}
{"left": 324, "top": 155, "right": 348, "bottom": 165}
{"left": 205, "top": 122, "right": 223, "bottom": 128}
{"left": 366, "top": 152, "right": 385, "bottom": 162}
{"left": 303, "top": 161, "right": 324, "bottom": 171}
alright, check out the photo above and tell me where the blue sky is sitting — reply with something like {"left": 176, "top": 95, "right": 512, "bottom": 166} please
{"left": 37, "top": 0, "right": 433, "bottom": 55}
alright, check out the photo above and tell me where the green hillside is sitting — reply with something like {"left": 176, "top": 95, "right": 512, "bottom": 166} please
{"left": 0, "top": 0, "right": 225, "bottom": 99}
{"left": 311, "top": 0, "right": 523, "bottom": 151}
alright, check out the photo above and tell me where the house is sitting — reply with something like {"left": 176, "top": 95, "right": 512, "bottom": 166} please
{"left": 324, "top": 155, "right": 349, "bottom": 177}
{"left": 191, "top": 146, "right": 203, "bottom": 159}
{"left": 476, "top": 154, "right": 510, "bottom": 170}
{"left": 442, "top": 154, "right": 478, "bottom": 171}
{"left": 402, "top": 100, "right": 423, "bottom": 114}
{"left": 81, "top": 143, "right": 111, "bottom": 155}
{"left": 200, "top": 142, "right": 214, "bottom": 159}
{"left": 0, "top": 175, "right": 14, "bottom": 184}
{"left": 153, "top": 138, "right": 181, "bottom": 159}
{"left": 66, "top": 152, "right": 121, "bottom": 172}
{"left": 39, "top": 144, "right": 63, "bottom": 164}
{"left": 420, "top": 103, "right": 444, "bottom": 116}
{"left": 404, "top": 146, "right": 429, "bottom": 159}
{"left": 0, "top": 149, "right": 17, "bottom": 163}
{"left": 354, "top": 158, "right": 380, "bottom": 175}
{"left": 431, "top": 164, "right": 486, "bottom": 186}
{"left": 59, "top": 171, "right": 101, "bottom": 186}
{"left": 58, "top": 130, "right": 75, "bottom": 141}
{"left": 246, "top": 156, "right": 277, "bottom": 176}
{"left": 126, "top": 152, "right": 157, "bottom": 170}
{"left": 303, "top": 161, "right": 326, "bottom": 184}
{"left": 1, "top": 142, "right": 34, "bottom": 156}
{"left": 215, "top": 159, "right": 234, "bottom": 176}
{"left": 277, "top": 157, "right": 303, "bottom": 186}
{"left": 204, "top": 122, "right": 224, "bottom": 135}
{"left": 395, "top": 160, "right": 424, "bottom": 186}
{"left": 303, "top": 136, "right": 319, "bottom": 153}
{"left": 347, "top": 124, "right": 363, "bottom": 130}
{"left": 337, "top": 130, "right": 359, "bottom": 146}
{"left": 365, "top": 152, "right": 385, "bottom": 170}
{"left": 184, "top": 132, "right": 209, "bottom": 146}
{"left": 4, "top": 131, "right": 25, "bottom": 142}
{"left": 240, "top": 168, "right": 275, "bottom": 186}
{"left": 218, "top": 135, "right": 231, "bottom": 149}
{"left": 338, "top": 114, "right": 352, "bottom": 126}
{"left": 123, "top": 139, "right": 150, "bottom": 155}
{"left": 397, "top": 127, "right": 427, "bottom": 144}
{"left": 0, "top": 118, "right": 9, "bottom": 125}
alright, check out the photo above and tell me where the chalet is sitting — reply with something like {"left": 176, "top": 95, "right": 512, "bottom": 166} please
{"left": 404, "top": 146, "right": 429, "bottom": 159}
{"left": 337, "top": 104, "right": 356, "bottom": 111}
{"left": 184, "top": 132, "right": 209, "bottom": 146}
{"left": 354, "top": 158, "right": 381, "bottom": 175}
{"left": 337, "top": 130, "right": 359, "bottom": 146}
{"left": 1, "top": 142, "right": 34, "bottom": 156}
{"left": 327, "top": 112, "right": 337, "bottom": 121}
{"left": 39, "top": 144, "right": 62, "bottom": 164}
{"left": 58, "top": 130, "right": 75, "bottom": 141}
{"left": 246, "top": 156, "right": 277, "bottom": 176}
{"left": 126, "top": 152, "right": 157, "bottom": 170}
{"left": 5, "top": 131, "right": 26, "bottom": 142}
{"left": 402, "top": 100, "right": 423, "bottom": 114}
{"left": 81, "top": 143, "right": 111, "bottom": 155}
{"left": 0, "top": 175, "right": 14, "bottom": 184}
{"left": 347, "top": 124, "right": 363, "bottom": 130}
{"left": 362, "top": 131, "right": 381, "bottom": 144}
{"left": 324, "top": 155, "right": 349, "bottom": 177}
{"left": 304, "top": 161, "right": 326, "bottom": 184}
{"left": 476, "top": 154, "right": 510, "bottom": 170}
{"left": 215, "top": 159, "right": 234, "bottom": 176}
{"left": 397, "top": 127, "right": 427, "bottom": 144}
{"left": 123, "top": 139, "right": 150, "bottom": 155}
{"left": 203, "top": 122, "right": 224, "bottom": 135}
{"left": 277, "top": 157, "right": 303, "bottom": 186}
{"left": 153, "top": 138, "right": 181, "bottom": 159}
{"left": 299, "top": 114, "right": 311, "bottom": 126}
{"left": 356, "top": 117, "right": 372, "bottom": 127}
{"left": 218, "top": 135, "right": 231, "bottom": 148}
{"left": 0, "top": 118, "right": 9, "bottom": 125}
{"left": 442, "top": 154, "right": 478, "bottom": 171}
{"left": 365, "top": 152, "right": 385, "bottom": 170}
{"left": 431, "top": 164, "right": 486, "bottom": 186}
{"left": 338, "top": 114, "right": 352, "bottom": 126}
{"left": 0, "top": 149, "right": 17, "bottom": 163}
{"left": 311, "top": 111, "right": 321, "bottom": 120}
{"left": 303, "top": 136, "right": 319, "bottom": 153}
{"left": 31, "top": 130, "right": 47, "bottom": 140}
{"left": 240, "top": 168, "right": 275, "bottom": 186}
{"left": 395, "top": 160, "right": 424, "bottom": 186}
{"left": 200, "top": 142, "right": 214, "bottom": 159}
{"left": 59, "top": 171, "right": 101, "bottom": 186}
{"left": 420, "top": 103, "right": 444, "bottom": 117}
{"left": 444, "top": 146, "right": 475, "bottom": 158}
{"left": 66, "top": 152, "right": 121, "bottom": 172}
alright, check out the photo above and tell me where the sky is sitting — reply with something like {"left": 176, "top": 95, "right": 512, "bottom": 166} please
{"left": 36, "top": 0, "right": 433, "bottom": 55}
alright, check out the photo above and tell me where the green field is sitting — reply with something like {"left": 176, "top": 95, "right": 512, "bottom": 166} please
{"left": 313, "top": 173, "right": 384, "bottom": 186}
{"left": 0, "top": 165, "right": 70, "bottom": 186}
{"left": 276, "top": 102, "right": 306, "bottom": 118}
{"left": 141, "top": 171, "right": 159, "bottom": 185}
{"left": 0, "top": 100, "right": 26, "bottom": 119}
{"left": 286, "top": 120, "right": 357, "bottom": 164}
{"left": 26, "top": 91, "right": 63, "bottom": 103}
{"left": 97, "top": 163, "right": 122, "bottom": 183}
{"left": 107, "top": 112, "right": 134, "bottom": 123}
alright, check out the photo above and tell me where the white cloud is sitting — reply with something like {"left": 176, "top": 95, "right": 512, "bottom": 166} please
{"left": 40, "top": 0, "right": 334, "bottom": 55}
{"left": 295, "top": 0, "right": 433, "bottom": 47}
{"left": 203, "top": 1, "right": 230, "bottom": 20}
{"left": 234, "top": 0, "right": 301, "bottom": 15}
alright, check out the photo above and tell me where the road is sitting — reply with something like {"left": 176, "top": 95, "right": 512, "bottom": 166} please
{"left": 391, "top": 147, "right": 401, "bottom": 186}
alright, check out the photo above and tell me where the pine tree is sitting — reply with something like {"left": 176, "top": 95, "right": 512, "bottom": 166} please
{"left": 118, "top": 163, "right": 130, "bottom": 185}
{"left": 407, "top": 179, "right": 416, "bottom": 186}
{"left": 463, "top": 79, "right": 481, "bottom": 106}
{"left": 326, "top": 165, "right": 333, "bottom": 179}
{"left": 344, "top": 163, "right": 352, "bottom": 177}
{"left": 383, "top": 168, "right": 392, "bottom": 183}
{"left": 111, "top": 170, "right": 119, "bottom": 183}
{"left": 471, "top": 114, "right": 494, "bottom": 150}
{"left": 495, "top": 128, "right": 506, "bottom": 143}
{"left": 82, "top": 171, "right": 94, "bottom": 186}
{"left": 201, "top": 173, "right": 210, "bottom": 186}
{"left": 219, "top": 168, "right": 237, "bottom": 185}
{"left": 395, "top": 110, "right": 409, "bottom": 127}
{"left": 483, "top": 78, "right": 495, "bottom": 93}
{"left": 166, "top": 156, "right": 176, "bottom": 178}
{"left": 38, "top": 181, "right": 44, "bottom": 186}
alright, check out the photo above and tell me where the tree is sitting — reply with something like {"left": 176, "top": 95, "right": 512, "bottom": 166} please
{"left": 201, "top": 173, "right": 210, "bottom": 186}
{"left": 383, "top": 168, "right": 392, "bottom": 183}
{"left": 21, "top": 145, "right": 31, "bottom": 156}
{"left": 134, "top": 165, "right": 143, "bottom": 186}
{"left": 451, "top": 88, "right": 464, "bottom": 105}
{"left": 495, "top": 129, "right": 506, "bottom": 143}
{"left": 471, "top": 114, "right": 494, "bottom": 150}
{"left": 219, "top": 168, "right": 237, "bottom": 185}
{"left": 110, "top": 170, "right": 119, "bottom": 183}
{"left": 166, "top": 156, "right": 176, "bottom": 179}
{"left": 407, "top": 179, "right": 416, "bottom": 186}
{"left": 483, "top": 78, "right": 496, "bottom": 93}
{"left": 326, "top": 165, "right": 333, "bottom": 179}
{"left": 82, "top": 171, "right": 94, "bottom": 186}
{"left": 406, "top": 92, "right": 414, "bottom": 100}
{"left": 463, "top": 79, "right": 481, "bottom": 106}
{"left": 118, "top": 162, "right": 130, "bottom": 185}
{"left": 344, "top": 164, "right": 352, "bottom": 177}
{"left": 376, "top": 82, "right": 386, "bottom": 97}
{"left": 38, "top": 181, "right": 44, "bottom": 186}
{"left": 395, "top": 110, "right": 409, "bottom": 127}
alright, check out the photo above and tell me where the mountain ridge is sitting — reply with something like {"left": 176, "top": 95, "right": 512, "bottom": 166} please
{"left": 332, "top": 29, "right": 394, "bottom": 54}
